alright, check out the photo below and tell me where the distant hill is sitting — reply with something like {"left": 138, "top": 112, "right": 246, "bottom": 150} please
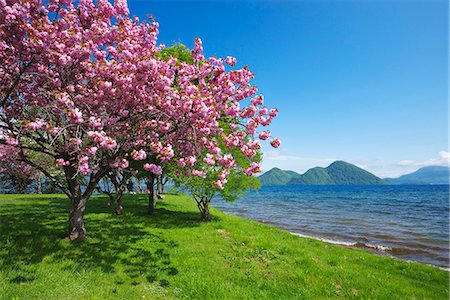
{"left": 258, "top": 167, "right": 302, "bottom": 186}
{"left": 259, "top": 161, "right": 386, "bottom": 185}
{"left": 386, "top": 166, "right": 449, "bottom": 185}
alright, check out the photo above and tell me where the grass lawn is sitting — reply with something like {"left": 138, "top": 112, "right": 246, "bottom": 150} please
{"left": 0, "top": 194, "right": 448, "bottom": 299}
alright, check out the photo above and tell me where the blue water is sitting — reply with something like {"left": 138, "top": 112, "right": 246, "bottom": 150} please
{"left": 212, "top": 185, "right": 449, "bottom": 268}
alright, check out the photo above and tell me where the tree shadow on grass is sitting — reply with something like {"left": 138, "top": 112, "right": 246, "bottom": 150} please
{"left": 0, "top": 194, "right": 210, "bottom": 288}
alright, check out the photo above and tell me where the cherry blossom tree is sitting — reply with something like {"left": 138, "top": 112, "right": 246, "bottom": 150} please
{"left": 0, "top": 0, "right": 280, "bottom": 240}
{"left": 0, "top": 0, "right": 176, "bottom": 240}
{"left": 0, "top": 144, "right": 39, "bottom": 193}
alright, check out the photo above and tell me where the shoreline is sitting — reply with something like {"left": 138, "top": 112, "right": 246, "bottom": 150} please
{"left": 287, "top": 231, "right": 450, "bottom": 272}
{"left": 215, "top": 208, "right": 450, "bottom": 271}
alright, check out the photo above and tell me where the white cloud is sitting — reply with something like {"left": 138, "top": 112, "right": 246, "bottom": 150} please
{"left": 354, "top": 164, "right": 368, "bottom": 170}
{"left": 397, "top": 151, "right": 449, "bottom": 168}
{"left": 439, "top": 151, "right": 450, "bottom": 160}
{"left": 261, "top": 150, "right": 335, "bottom": 174}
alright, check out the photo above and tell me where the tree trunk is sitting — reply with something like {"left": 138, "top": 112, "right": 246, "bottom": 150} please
{"left": 197, "top": 197, "right": 211, "bottom": 221}
{"left": 147, "top": 176, "right": 155, "bottom": 215}
{"left": 137, "top": 178, "right": 143, "bottom": 193}
{"left": 68, "top": 196, "right": 87, "bottom": 241}
{"left": 109, "top": 172, "right": 125, "bottom": 215}
{"left": 115, "top": 193, "right": 124, "bottom": 215}
{"left": 107, "top": 192, "right": 114, "bottom": 206}
{"left": 37, "top": 174, "right": 42, "bottom": 194}
{"left": 114, "top": 181, "right": 125, "bottom": 215}
{"left": 156, "top": 177, "right": 162, "bottom": 194}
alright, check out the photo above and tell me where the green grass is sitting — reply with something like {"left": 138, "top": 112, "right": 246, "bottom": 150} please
{"left": 0, "top": 194, "right": 448, "bottom": 299}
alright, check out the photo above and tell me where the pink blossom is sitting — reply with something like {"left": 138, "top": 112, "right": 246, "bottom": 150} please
{"left": 241, "top": 145, "right": 256, "bottom": 158}
{"left": 250, "top": 95, "right": 264, "bottom": 106}
{"left": 214, "top": 179, "right": 228, "bottom": 189}
{"left": 78, "top": 156, "right": 91, "bottom": 175}
{"left": 150, "top": 141, "right": 162, "bottom": 152}
{"left": 5, "top": 137, "right": 18, "bottom": 146}
{"left": 258, "top": 131, "right": 271, "bottom": 140}
{"left": 114, "top": 0, "right": 130, "bottom": 15}
{"left": 55, "top": 158, "right": 70, "bottom": 168}
{"left": 269, "top": 108, "right": 279, "bottom": 117}
{"left": 247, "top": 140, "right": 261, "bottom": 150}
{"left": 226, "top": 103, "right": 240, "bottom": 117}
{"left": 177, "top": 158, "right": 186, "bottom": 167}
{"left": 270, "top": 138, "right": 281, "bottom": 148}
{"left": 86, "top": 147, "right": 98, "bottom": 156}
{"left": 217, "top": 154, "right": 235, "bottom": 168}
{"left": 131, "top": 149, "right": 147, "bottom": 160}
{"left": 225, "top": 56, "right": 237, "bottom": 66}
{"left": 244, "top": 162, "right": 261, "bottom": 176}
{"left": 27, "top": 119, "right": 46, "bottom": 130}
{"left": 46, "top": 125, "right": 59, "bottom": 135}
{"left": 186, "top": 156, "right": 197, "bottom": 166}
{"left": 192, "top": 169, "right": 206, "bottom": 178}
{"left": 87, "top": 131, "right": 117, "bottom": 150}
{"left": 192, "top": 38, "right": 204, "bottom": 61}
{"left": 99, "top": 137, "right": 117, "bottom": 150}
{"left": 56, "top": 92, "right": 73, "bottom": 106}
{"left": 118, "top": 158, "right": 129, "bottom": 169}
{"left": 159, "top": 122, "right": 171, "bottom": 133}
{"left": 245, "top": 119, "right": 258, "bottom": 135}
{"left": 160, "top": 144, "right": 174, "bottom": 162}
{"left": 218, "top": 170, "right": 230, "bottom": 180}
{"left": 259, "top": 107, "right": 268, "bottom": 115}
{"left": 89, "top": 117, "right": 103, "bottom": 129}
{"left": 203, "top": 153, "right": 215, "bottom": 166}
{"left": 69, "top": 108, "right": 83, "bottom": 124}
{"left": 144, "top": 163, "right": 163, "bottom": 175}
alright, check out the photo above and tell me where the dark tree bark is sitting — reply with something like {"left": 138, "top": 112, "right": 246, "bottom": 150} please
{"left": 136, "top": 178, "right": 143, "bottom": 193}
{"left": 146, "top": 175, "right": 155, "bottom": 215}
{"left": 13, "top": 180, "right": 27, "bottom": 194}
{"left": 115, "top": 194, "right": 124, "bottom": 215}
{"left": 37, "top": 174, "right": 42, "bottom": 194}
{"left": 65, "top": 164, "right": 110, "bottom": 241}
{"left": 109, "top": 172, "right": 124, "bottom": 215}
{"left": 156, "top": 177, "right": 162, "bottom": 195}
{"left": 68, "top": 196, "right": 87, "bottom": 241}
{"left": 196, "top": 196, "right": 211, "bottom": 221}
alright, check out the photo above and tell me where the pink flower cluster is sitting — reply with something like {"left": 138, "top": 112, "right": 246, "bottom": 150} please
{"left": 144, "top": 163, "right": 163, "bottom": 175}
{"left": 245, "top": 162, "right": 262, "bottom": 176}
{"left": 131, "top": 149, "right": 147, "bottom": 161}
{"left": 110, "top": 158, "right": 129, "bottom": 170}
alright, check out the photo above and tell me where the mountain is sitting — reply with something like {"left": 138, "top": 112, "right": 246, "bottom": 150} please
{"left": 259, "top": 161, "right": 386, "bottom": 185}
{"left": 288, "top": 167, "right": 334, "bottom": 185}
{"left": 258, "top": 167, "right": 301, "bottom": 186}
{"left": 386, "top": 166, "right": 449, "bottom": 185}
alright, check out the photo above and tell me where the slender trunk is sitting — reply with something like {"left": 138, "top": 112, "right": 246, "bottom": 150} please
{"left": 109, "top": 172, "right": 124, "bottom": 215}
{"left": 197, "top": 197, "right": 211, "bottom": 221}
{"left": 37, "top": 174, "right": 42, "bottom": 194}
{"left": 115, "top": 193, "right": 124, "bottom": 215}
{"left": 156, "top": 177, "right": 162, "bottom": 195}
{"left": 106, "top": 192, "right": 114, "bottom": 206}
{"left": 68, "top": 196, "right": 87, "bottom": 241}
{"left": 115, "top": 180, "right": 125, "bottom": 215}
{"left": 147, "top": 176, "right": 155, "bottom": 215}
{"left": 137, "top": 178, "right": 143, "bottom": 193}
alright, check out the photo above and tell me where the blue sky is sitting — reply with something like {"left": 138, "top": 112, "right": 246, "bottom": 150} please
{"left": 129, "top": 0, "right": 448, "bottom": 177}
